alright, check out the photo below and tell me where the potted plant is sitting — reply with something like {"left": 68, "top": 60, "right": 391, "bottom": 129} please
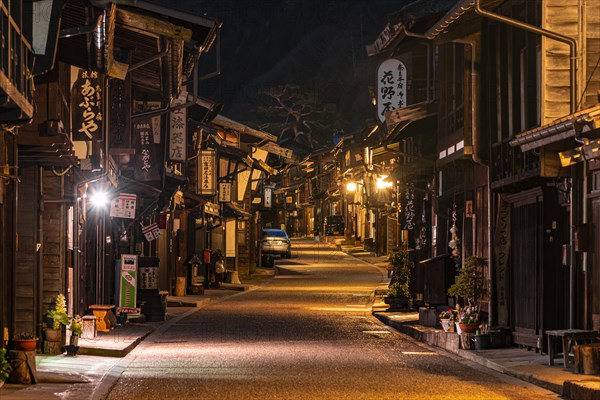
{"left": 67, "top": 315, "right": 83, "bottom": 346}
{"left": 45, "top": 293, "right": 69, "bottom": 342}
{"left": 438, "top": 307, "right": 458, "bottom": 332}
{"left": 0, "top": 348, "right": 12, "bottom": 388}
{"left": 448, "top": 255, "right": 487, "bottom": 334}
{"left": 447, "top": 256, "right": 487, "bottom": 307}
{"left": 385, "top": 243, "right": 414, "bottom": 310}
{"left": 455, "top": 305, "right": 480, "bottom": 334}
{"left": 13, "top": 333, "right": 38, "bottom": 351}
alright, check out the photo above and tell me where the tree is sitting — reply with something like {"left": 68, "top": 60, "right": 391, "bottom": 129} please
{"left": 252, "top": 84, "right": 341, "bottom": 151}
{"left": 447, "top": 256, "right": 487, "bottom": 307}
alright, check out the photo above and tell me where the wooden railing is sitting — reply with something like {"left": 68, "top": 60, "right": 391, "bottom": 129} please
{"left": 491, "top": 140, "right": 540, "bottom": 187}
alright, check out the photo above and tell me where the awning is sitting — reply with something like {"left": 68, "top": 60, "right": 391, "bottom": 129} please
{"left": 223, "top": 202, "right": 252, "bottom": 219}
{"left": 384, "top": 100, "right": 438, "bottom": 142}
{"left": 509, "top": 105, "right": 600, "bottom": 151}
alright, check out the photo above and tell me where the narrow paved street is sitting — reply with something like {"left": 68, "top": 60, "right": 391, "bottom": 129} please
{"left": 106, "top": 239, "right": 558, "bottom": 400}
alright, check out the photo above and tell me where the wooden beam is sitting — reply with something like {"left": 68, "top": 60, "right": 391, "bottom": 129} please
{"left": 116, "top": 8, "right": 193, "bottom": 42}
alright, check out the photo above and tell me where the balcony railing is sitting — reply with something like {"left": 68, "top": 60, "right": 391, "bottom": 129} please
{"left": 491, "top": 140, "right": 540, "bottom": 188}
{"left": 0, "top": 3, "right": 34, "bottom": 122}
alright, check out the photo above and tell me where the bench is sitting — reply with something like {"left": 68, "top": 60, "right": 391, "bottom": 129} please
{"left": 546, "top": 329, "right": 599, "bottom": 369}
{"left": 89, "top": 304, "right": 115, "bottom": 332}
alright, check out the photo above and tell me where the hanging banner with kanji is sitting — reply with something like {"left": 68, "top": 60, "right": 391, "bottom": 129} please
{"left": 377, "top": 59, "right": 406, "bottom": 123}
{"left": 218, "top": 182, "right": 232, "bottom": 203}
{"left": 72, "top": 69, "right": 103, "bottom": 141}
{"left": 169, "top": 92, "right": 187, "bottom": 161}
{"left": 110, "top": 193, "right": 137, "bottom": 219}
{"left": 107, "top": 77, "right": 130, "bottom": 148}
{"left": 133, "top": 120, "right": 161, "bottom": 182}
{"left": 197, "top": 150, "right": 216, "bottom": 195}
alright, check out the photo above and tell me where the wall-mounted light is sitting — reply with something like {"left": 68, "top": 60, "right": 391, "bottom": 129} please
{"left": 376, "top": 175, "right": 393, "bottom": 189}
{"left": 346, "top": 182, "right": 357, "bottom": 192}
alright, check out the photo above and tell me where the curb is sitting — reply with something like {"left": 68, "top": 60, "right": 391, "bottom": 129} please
{"left": 374, "top": 312, "right": 600, "bottom": 400}
{"left": 77, "top": 327, "right": 154, "bottom": 358}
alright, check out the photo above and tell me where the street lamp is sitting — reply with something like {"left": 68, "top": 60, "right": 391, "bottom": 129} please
{"left": 88, "top": 189, "right": 111, "bottom": 209}
{"left": 346, "top": 181, "right": 357, "bottom": 193}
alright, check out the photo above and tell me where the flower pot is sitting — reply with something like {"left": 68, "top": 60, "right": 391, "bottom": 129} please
{"left": 440, "top": 319, "right": 454, "bottom": 332}
{"left": 70, "top": 334, "right": 79, "bottom": 346}
{"left": 45, "top": 328, "right": 61, "bottom": 342}
{"left": 64, "top": 345, "right": 79, "bottom": 356}
{"left": 13, "top": 339, "right": 38, "bottom": 351}
{"left": 458, "top": 323, "right": 479, "bottom": 334}
{"left": 473, "top": 334, "right": 491, "bottom": 350}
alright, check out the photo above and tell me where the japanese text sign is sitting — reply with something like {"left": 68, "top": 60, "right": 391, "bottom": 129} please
{"left": 133, "top": 121, "right": 160, "bottom": 182}
{"left": 219, "top": 182, "right": 232, "bottom": 203}
{"left": 197, "top": 150, "right": 216, "bottom": 195}
{"left": 169, "top": 93, "right": 187, "bottom": 161}
{"left": 72, "top": 69, "right": 103, "bottom": 141}
{"left": 110, "top": 193, "right": 137, "bottom": 219}
{"left": 377, "top": 59, "right": 407, "bottom": 122}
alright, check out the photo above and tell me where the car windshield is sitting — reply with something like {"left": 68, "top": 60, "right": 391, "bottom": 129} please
{"left": 262, "top": 229, "right": 287, "bottom": 238}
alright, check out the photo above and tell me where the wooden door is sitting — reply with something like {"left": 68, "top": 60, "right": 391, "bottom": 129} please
{"left": 510, "top": 198, "right": 541, "bottom": 348}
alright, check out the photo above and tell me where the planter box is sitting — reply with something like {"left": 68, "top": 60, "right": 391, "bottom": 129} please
{"left": 418, "top": 307, "right": 438, "bottom": 327}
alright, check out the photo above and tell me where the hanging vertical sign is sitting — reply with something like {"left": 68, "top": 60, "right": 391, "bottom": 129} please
{"left": 494, "top": 196, "right": 511, "bottom": 327}
{"left": 133, "top": 120, "right": 160, "bottom": 181}
{"left": 72, "top": 69, "right": 103, "bottom": 141}
{"left": 402, "top": 185, "right": 415, "bottom": 230}
{"left": 219, "top": 182, "right": 232, "bottom": 203}
{"left": 377, "top": 59, "right": 406, "bottom": 123}
{"left": 264, "top": 187, "right": 272, "bottom": 208}
{"left": 197, "top": 150, "right": 216, "bottom": 195}
{"left": 169, "top": 92, "right": 187, "bottom": 161}
{"left": 110, "top": 193, "right": 137, "bottom": 219}
{"left": 107, "top": 77, "right": 130, "bottom": 148}
{"left": 141, "top": 222, "right": 161, "bottom": 241}
{"left": 118, "top": 254, "right": 140, "bottom": 314}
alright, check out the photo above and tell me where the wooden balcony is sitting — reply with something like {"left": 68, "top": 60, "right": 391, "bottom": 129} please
{"left": 0, "top": 3, "right": 34, "bottom": 123}
{"left": 491, "top": 140, "right": 541, "bottom": 190}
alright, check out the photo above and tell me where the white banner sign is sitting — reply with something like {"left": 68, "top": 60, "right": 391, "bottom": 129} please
{"left": 198, "top": 150, "right": 216, "bottom": 195}
{"left": 377, "top": 59, "right": 407, "bottom": 122}
{"left": 219, "top": 182, "right": 232, "bottom": 203}
{"left": 110, "top": 193, "right": 137, "bottom": 219}
{"left": 264, "top": 187, "right": 272, "bottom": 208}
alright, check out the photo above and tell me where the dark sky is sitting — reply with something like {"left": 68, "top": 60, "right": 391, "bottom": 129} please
{"left": 151, "top": 1, "right": 402, "bottom": 144}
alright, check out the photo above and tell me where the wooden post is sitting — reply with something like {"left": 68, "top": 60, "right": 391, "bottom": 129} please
{"left": 43, "top": 341, "right": 62, "bottom": 355}
{"left": 8, "top": 350, "right": 37, "bottom": 384}
{"left": 574, "top": 343, "right": 600, "bottom": 375}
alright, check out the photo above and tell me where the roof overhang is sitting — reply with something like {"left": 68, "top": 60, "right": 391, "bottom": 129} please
{"left": 423, "top": 0, "right": 504, "bottom": 41}
{"left": 384, "top": 100, "right": 438, "bottom": 142}
{"left": 509, "top": 105, "right": 600, "bottom": 152}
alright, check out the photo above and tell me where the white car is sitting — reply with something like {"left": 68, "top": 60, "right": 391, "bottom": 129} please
{"left": 261, "top": 229, "right": 291, "bottom": 259}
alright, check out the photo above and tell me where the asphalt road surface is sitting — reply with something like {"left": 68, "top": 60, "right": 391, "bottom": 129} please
{"left": 106, "top": 238, "right": 559, "bottom": 400}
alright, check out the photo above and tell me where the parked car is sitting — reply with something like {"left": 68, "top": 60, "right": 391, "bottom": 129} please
{"left": 261, "top": 228, "right": 291, "bottom": 259}
{"left": 324, "top": 215, "right": 344, "bottom": 236}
